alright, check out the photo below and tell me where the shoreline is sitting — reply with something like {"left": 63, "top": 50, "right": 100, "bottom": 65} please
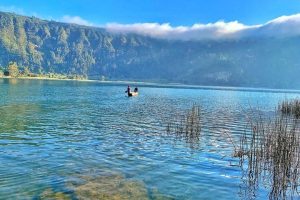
{"left": 0, "top": 76, "right": 156, "bottom": 85}
{"left": 0, "top": 76, "right": 94, "bottom": 82}
{"left": 1, "top": 76, "right": 300, "bottom": 94}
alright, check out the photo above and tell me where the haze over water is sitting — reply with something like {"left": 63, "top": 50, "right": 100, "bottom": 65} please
{"left": 0, "top": 79, "right": 299, "bottom": 199}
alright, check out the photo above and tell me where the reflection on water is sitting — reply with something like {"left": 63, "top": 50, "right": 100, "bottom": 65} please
{"left": 1, "top": 79, "right": 300, "bottom": 199}
{"left": 0, "top": 104, "right": 41, "bottom": 133}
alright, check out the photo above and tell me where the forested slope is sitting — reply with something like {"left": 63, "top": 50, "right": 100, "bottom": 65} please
{"left": 1, "top": 11, "right": 300, "bottom": 88}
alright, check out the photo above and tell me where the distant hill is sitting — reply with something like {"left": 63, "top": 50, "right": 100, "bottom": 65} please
{"left": 1, "top": 11, "right": 300, "bottom": 89}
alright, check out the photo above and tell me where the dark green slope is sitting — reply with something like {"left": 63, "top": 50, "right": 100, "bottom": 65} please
{"left": 1, "top": 11, "right": 300, "bottom": 89}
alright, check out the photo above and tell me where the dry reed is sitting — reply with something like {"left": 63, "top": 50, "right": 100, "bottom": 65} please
{"left": 166, "top": 104, "right": 201, "bottom": 145}
{"left": 236, "top": 111, "right": 300, "bottom": 200}
{"left": 278, "top": 99, "right": 300, "bottom": 119}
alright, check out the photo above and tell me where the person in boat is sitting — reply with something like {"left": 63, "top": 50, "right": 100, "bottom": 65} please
{"left": 125, "top": 85, "right": 131, "bottom": 96}
{"left": 134, "top": 87, "right": 138, "bottom": 93}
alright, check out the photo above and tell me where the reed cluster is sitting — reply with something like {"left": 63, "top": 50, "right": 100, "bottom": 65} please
{"left": 165, "top": 101, "right": 300, "bottom": 199}
{"left": 278, "top": 99, "right": 300, "bottom": 119}
{"left": 236, "top": 113, "right": 300, "bottom": 200}
{"left": 166, "top": 105, "right": 201, "bottom": 144}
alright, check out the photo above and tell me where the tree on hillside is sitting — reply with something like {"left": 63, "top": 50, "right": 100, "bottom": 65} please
{"left": 0, "top": 67, "right": 3, "bottom": 77}
{"left": 23, "top": 66, "right": 30, "bottom": 76}
{"left": 8, "top": 62, "right": 19, "bottom": 77}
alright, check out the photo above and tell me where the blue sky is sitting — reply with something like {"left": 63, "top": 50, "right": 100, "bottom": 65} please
{"left": 1, "top": 0, "right": 300, "bottom": 26}
{"left": 1, "top": 0, "right": 300, "bottom": 41}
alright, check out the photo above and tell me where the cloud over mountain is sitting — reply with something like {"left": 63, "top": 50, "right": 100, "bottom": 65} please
{"left": 61, "top": 15, "right": 93, "bottom": 26}
{"left": 28, "top": 12, "right": 300, "bottom": 40}
{"left": 105, "top": 14, "right": 300, "bottom": 40}
{"left": 1, "top": 4, "right": 300, "bottom": 40}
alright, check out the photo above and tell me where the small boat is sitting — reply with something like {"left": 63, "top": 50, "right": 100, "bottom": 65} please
{"left": 128, "top": 92, "right": 138, "bottom": 97}
{"left": 125, "top": 86, "right": 139, "bottom": 97}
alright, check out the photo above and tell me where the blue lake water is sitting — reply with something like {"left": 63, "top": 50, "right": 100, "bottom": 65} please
{"left": 0, "top": 78, "right": 299, "bottom": 199}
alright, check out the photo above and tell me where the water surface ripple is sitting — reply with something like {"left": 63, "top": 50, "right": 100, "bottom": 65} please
{"left": 0, "top": 79, "right": 299, "bottom": 199}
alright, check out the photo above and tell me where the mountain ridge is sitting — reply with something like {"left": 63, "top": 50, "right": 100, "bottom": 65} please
{"left": 0, "top": 11, "right": 300, "bottom": 89}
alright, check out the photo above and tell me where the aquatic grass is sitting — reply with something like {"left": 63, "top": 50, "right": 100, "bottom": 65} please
{"left": 166, "top": 104, "right": 202, "bottom": 145}
{"left": 68, "top": 171, "right": 174, "bottom": 200}
{"left": 235, "top": 110, "right": 300, "bottom": 200}
{"left": 278, "top": 99, "right": 300, "bottom": 119}
{"left": 166, "top": 102, "right": 300, "bottom": 199}
{"left": 39, "top": 188, "right": 72, "bottom": 200}
{"left": 0, "top": 104, "right": 41, "bottom": 133}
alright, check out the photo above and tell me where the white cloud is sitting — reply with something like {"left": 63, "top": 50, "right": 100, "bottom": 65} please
{"left": 0, "top": 7, "right": 92, "bottom": 26}
{"left": 252, "top": 13, "right": 300, "bottom": 37}
{"left": 105, "top": 13, "right": 300, "bottom": 40}
{"left": 1, "top": 6, "right": 300, "bottom": 40}
{"left": 0, "top": 5, "right": 47, "bottom": 20}
{"left": 105, "top": 21, "right": 255, "bottom": 40}
{"left": 0, "top": 5, "right": 25, "bottom": 15}
{"left": 61, "top": 15, "right": 93, "bottom": 26}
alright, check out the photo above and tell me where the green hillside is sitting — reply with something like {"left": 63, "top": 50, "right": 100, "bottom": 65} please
{"left": 1, "top": 11, "right": 300, "bottom": 89}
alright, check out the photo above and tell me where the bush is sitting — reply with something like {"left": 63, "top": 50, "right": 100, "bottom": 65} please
{"left": 8, "top": 62, "right": 19, "bottom": 77}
